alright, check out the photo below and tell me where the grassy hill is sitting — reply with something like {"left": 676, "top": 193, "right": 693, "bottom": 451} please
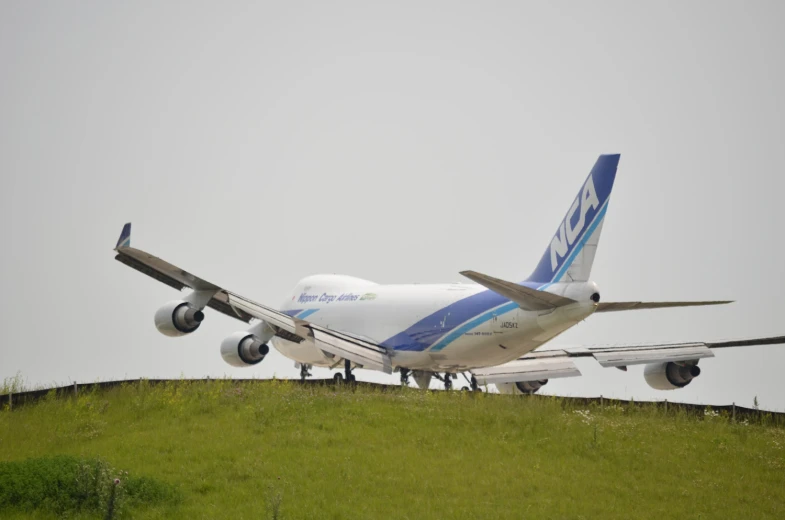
{"left": 1, "top": 380, "right": 784, "bottom": 519}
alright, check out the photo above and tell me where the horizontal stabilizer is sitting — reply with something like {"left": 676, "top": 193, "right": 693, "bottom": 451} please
{"left": 596, "top": 301, "right": 732, "bottom": 312}
{"left": 460, "top": 270, "right": 576, "bottom": 311}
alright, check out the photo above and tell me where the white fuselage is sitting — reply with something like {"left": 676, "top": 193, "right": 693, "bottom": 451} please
{"left": 271, "top": 274, "right": 599, "bottom": 372}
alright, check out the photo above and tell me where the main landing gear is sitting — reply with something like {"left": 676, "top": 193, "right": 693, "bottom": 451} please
{"left": 400, "top": 368, "right": 411, "bottom": 386}
{"left": 434, "top": 372, "right": 455, "bottom": 390}
{"left": 461, "top": 374, "right": 482, "bottom": 392}
{"left": 332, "top": 360, "right": 357, "bottom": 385}
{"left": 299, "top": 363, "right": 312, "bottom": 382}
{"left": 343, "top": 359, "right": 356, "bottom": 384}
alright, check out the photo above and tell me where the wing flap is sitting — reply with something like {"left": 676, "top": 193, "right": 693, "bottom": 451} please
{"left": 311, "top": 329, "right": 392, "bottom": 373}
{"left": 471, "top": 351, "right": 581, "bottom": 385}
{"left": 224, "top": 292, "right": 393, "bottom": 373}
{"left": 460, "top": 270, "right": 577, "bottom": 311}
{"left": 225, "top": 292, "right": 298, "bottom": 333}
{"left": 586, "top": 344, "right": 715, "bottom": 367}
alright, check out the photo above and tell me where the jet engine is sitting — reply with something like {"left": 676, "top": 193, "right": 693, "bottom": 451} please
{"left": 644, "top": 361, "right": 701, "bottom": 390}
{"left": 220, "top": 322, "right": 276, "bottom": 367}
{"left": 497, "top": 379, "right": 549, "bottom": 395}
{"left": 154, "top": 300, "right": 205, "bottom": 337}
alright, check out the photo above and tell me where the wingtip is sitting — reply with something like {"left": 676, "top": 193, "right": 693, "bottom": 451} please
{"left": 459, "top": 270, "right": 481, "bottom": 282}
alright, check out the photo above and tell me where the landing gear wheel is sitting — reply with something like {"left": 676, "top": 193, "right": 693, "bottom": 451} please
{"left": 333, "top": 373, "right": 344, "bottom": 384}
{"left": 343, "top": 359, "right": 356, "bottom": 384}
{"left": 299, "top": 364, "right": 311, "bottom": 382}
{"left": 444, "top": 374, "right": 452, "bottom": 391}
{"left": 400, "top": 368, "right": 411, "bottom": 386}
{"left": 461, "top": 386, "right": 470, "bottom": 391}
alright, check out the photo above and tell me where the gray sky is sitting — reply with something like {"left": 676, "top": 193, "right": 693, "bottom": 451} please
{"left": 2, "top": 1, "right": 784, "bottom": 410}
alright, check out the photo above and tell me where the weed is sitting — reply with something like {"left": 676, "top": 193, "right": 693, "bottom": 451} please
{"left": 266, "top": 484, "right": 283, "bottom": 520}
{"left": 0, "top": 456, "right": 178, "bottom": 517}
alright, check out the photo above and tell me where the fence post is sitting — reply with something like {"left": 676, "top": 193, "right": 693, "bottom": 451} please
{"left": 74, "top": 382, "right": 78, "bottom": 398}
{"left": 600, "top": 395, "right": 603, "bottom": 409}
{"left": 664, "top": 399, "right": 668, "bottom": 414}
{"left": 732, "top": 402, "right": 736, "bottom": 422}
{"left": 7, "top": 392, "right": 11, "bottom": 411}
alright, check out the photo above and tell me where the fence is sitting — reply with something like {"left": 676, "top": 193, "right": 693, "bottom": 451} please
{"left": 1, "top": 378, "right": 783, "bottom": 424}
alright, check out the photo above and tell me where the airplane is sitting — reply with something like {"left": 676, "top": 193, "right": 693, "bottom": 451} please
{"left": 112, "top": 154, "right": 785, "bottom": 393}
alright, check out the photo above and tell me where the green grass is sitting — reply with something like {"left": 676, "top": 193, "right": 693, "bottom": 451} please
{"left": 1, "top": 380, "right": 784, "bottom": 519}
{"left": 0, "top": 455, "right": 177, "bottom": 517}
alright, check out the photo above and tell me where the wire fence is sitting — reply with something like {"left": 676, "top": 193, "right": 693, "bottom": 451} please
{"left": 1, "top": 378, "right": 783, "bottom": 425}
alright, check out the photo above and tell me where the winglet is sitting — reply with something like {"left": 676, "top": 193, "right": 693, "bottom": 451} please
{"left": 115, "top": 223, "right": 132, "bottom": 250}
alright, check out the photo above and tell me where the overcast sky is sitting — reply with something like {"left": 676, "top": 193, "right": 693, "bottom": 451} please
{"left": 2, "top": 1, "right": 784, "bottom": 410}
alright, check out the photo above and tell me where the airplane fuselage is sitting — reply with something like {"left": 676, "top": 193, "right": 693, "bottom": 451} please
{"left": 272, "top": 274, "right": 600, "bottom": 372}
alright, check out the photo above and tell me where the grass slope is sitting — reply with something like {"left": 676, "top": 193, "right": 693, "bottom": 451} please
{"left": 1, "top": 380, "right": 784, "bottom": 519}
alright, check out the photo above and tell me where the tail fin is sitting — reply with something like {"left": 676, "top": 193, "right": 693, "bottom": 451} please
{"left": 526, "top": 154, "right": 620, "bottom": 284}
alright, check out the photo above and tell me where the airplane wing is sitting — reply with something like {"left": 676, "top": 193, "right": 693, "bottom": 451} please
{"left": 596, "top": 301, "right": 732, "bottom": 312}
{"left": 471, "top": 336, "right": 785, "bottom": 385}
{"left": 113, "top": 224, "right": 393, "bottom": 374}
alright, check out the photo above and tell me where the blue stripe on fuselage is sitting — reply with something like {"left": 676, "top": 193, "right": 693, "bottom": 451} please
{"left": 382, "top": 204, "right": 608, "bottom": 353}
{"left": 297, "top": 309, "right": 319, "bottom": 319}
{"left": 429, "top": 301, "right": 519, "bottom": 352}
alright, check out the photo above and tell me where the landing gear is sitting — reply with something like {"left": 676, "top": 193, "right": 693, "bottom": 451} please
{"left": 333, "top": 372, "right": 344, "bottom": 384}
{"left": 461, "top": 373, "right": 482, "bottom": 392}
{"left": 344, "top": 359, "right": 356, "bottom": 384}
{"left": 400, "top": 368, "right": 410, "bottom": 386}
{"left": 433, "top": 372, "right": 453, "bottom": 390}
{"left": 432, "top": 372, "right": 456, "bottom": 390}
{"left": 299, "top": 363, "right": 312, "bottom": 382}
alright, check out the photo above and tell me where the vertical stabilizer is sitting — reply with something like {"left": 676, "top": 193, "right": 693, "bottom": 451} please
{"left": 526, "top": 155, "right": 619, "bottom": 284}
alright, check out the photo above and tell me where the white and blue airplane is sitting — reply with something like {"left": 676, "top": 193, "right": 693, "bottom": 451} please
{"left": 113, "top": 154, "right": 784, "bottom": 393}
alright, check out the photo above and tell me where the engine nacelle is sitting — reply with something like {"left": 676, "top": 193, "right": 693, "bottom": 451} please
{"left": 221, "top": 323, "right": 275, "bottom": 367}
{"left": 497, "top": 379, "right": 549, "bottom": 395}
{"left": 154, "top": 300, "right": 205, "bottom": 337}
{"left": 644, "top": 361, "right": 701, "bottom": 390}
